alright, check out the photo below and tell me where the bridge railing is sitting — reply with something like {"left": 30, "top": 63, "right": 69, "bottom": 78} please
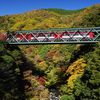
{"left": 3, "top": 27, "right": 100, "bottom": 44}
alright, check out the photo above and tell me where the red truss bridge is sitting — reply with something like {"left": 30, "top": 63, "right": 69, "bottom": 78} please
{"left": 1, "top": 27, "right": 100, "bottom": 44}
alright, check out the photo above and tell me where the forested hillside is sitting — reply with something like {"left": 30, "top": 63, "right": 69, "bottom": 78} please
{"left": 0, "top": 4, "right": 100, "bottom": 100}
{"left": 43, "top": 8, "right": 85, "bottom": 15}
{"left": 0, "top": 4, "right": 100, "bottom": 33}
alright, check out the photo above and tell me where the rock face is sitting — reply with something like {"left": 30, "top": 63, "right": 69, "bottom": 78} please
{"left": 48, "top": 89, "right": 60, "bottom": 100}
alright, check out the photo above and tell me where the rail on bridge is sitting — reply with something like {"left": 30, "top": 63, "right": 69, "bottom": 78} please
{"left": 2, "top": 27, "right": 100, "bottom": 44}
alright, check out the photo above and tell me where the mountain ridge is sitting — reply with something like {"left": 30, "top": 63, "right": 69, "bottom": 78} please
{"left": 43, "top": 8, "right": 86, "bottom": 15}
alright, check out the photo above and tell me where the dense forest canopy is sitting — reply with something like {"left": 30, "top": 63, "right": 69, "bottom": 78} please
{"left": 0, "top": 4, "right": 100, "bottom": 100}
{"left": 43, "top": 8, "right": 86, "bottom": 15}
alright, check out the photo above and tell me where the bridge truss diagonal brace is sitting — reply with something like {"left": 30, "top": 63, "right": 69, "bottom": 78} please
{"left": 4, "top": 27, "right": 100, "bottom": 44}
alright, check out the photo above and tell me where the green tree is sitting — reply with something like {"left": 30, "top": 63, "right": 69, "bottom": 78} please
{"left": 73, "top": 43, "right": 100, "bottom": 100}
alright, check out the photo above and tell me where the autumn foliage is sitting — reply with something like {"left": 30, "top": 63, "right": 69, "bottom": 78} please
{"left": 0, "top": 4, "right": 100, "bottom": 100}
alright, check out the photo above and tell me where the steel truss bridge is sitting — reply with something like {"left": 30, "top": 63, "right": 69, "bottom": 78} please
{"left": 3, "top": 27, "right": 100, "bottom": 44}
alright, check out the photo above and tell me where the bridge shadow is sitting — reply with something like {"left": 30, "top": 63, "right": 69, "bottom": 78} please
{"left": 15, "top": 46, "right": 45, "bottom": 99}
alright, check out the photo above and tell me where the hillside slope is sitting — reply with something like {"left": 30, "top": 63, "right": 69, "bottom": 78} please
{"left": 0, "top": 4, "right": 100, "bottom": 33}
